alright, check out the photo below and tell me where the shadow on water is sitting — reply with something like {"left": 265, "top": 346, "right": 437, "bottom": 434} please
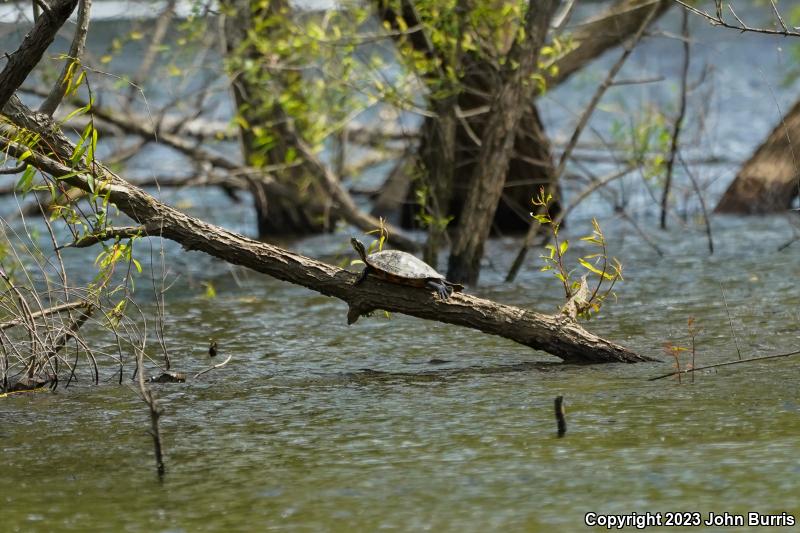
{"left": 290, "top": 360, "right": 572, "bottom": 386}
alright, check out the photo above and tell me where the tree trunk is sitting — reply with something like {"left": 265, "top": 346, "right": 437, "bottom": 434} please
{"left": 407, "top": 64, "right": 558, "bottom": 236}
{"left": 715, "top": 98, "right": 800, "bottom": 214}
{"left": 447, "top": 0, "right": 559, "bottom": 285}
{"left": 396, "top": 0, "right": 671, "bottom": 237}
{"left": 221, "top": 0, "right": 326, "bottom": 238}
{"left": 419, "top": 99, "right": 457, "bottom": 268}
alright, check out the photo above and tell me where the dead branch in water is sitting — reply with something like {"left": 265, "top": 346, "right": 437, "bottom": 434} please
{"left": 1, "top": 103, "right": 651, "bottom": 364}
{"left": 649, "top": 348, "right": 800, "bottom": 381}
{"left": 194, "top": 354, "right": 233, "bottom": 379}
{"left": 659, "top": 9, "right": 690, "bottom": 230}
{"left": 136, "top": 349, "right": 166, "bottom": 480}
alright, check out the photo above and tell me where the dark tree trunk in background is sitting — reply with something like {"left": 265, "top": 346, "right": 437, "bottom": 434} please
{"left": 419, "top": 99, "right": 457, "bottom": 267}
{"left": 394, "top": 0, "right": 671, "bottom": 236}
{"left": 447, "top": 0, "right": 559, "bottom": 285}
{"left": 452, "top": 64, "right": 556, "bottom": 234}
{"left": 221, "top": 0, "right": 325, "bottom": 238}
{"left": 715, "top": 98, "right": 800, "bottom": 214}
{"left": 406, "top": 58, "right": 558, "bottom": 236}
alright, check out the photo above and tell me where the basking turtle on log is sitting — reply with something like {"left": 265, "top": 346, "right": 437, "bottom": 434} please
{"left": 351, "top": 237, "right": 463, "bottom": 300}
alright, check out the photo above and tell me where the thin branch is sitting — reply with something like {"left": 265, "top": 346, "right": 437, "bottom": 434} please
{"left": 769, "top": 0, "right": 788, "bottom": 33}
{"left": 57, "top": 225, "right": 151, "bottom": 249}
{"left": 39, "top": 0, "right": 92, "bottom": 116}
{"left": 720, "top": 282, "right": 742, "bottom": 360}
{"left": 673, "top": 0, "right": 800, "bottom": 37}
{"left": 0, "top": 0, "right": 79, "bottom": 110}
{"left": 0, "top": 162, "right": 27, "bottom": 175}
{"left": 0, "top": 300, "right": 90, "bottom": 331}
{"left": 659, "top": 9, "right": 690, "bottom": 230}
{"left": 193, "top": 354, "right": 232, "bottom": 379}
{"left": 506, "top": 4, "right": 658, "bottom": 283}
{"left": 294, "top": 136, "right": 420, "bottom": 252}
{"left": 126, "top": 0, "right": 177, "bottom": 106}
{"left": 678, "top": 152, "right": 714, "bottom": 254}
{"left": 649, "top": 348, "right": 800, "bottom": 381}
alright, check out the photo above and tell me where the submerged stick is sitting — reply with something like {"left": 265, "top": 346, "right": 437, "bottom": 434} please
{"left": 554, "top": 395, "right": 567, "bottom": 437}
{"left": 194, "top": 354, "right": 232, "bottom": 379}
{"left": 137, "top": 350, "right": 165, "bottom": 480}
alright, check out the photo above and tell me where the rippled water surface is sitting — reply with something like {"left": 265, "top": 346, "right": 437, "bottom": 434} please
{"left": 3, "top": 5, "right": 800, "bottom": 532}
{"left": 2, "top": 213, "right": 799, "bottom": 532}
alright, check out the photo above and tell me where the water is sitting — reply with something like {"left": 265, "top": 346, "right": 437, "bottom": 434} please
{"left": 2, "top": 213, "right": 799, "bottom": 532}
{"left": 3, "top": 4, "right": 800, "bottom": 532}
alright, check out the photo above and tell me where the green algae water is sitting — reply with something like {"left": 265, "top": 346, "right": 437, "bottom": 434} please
{"left": 2, "top": 215, "right": 799, "bottom": 532}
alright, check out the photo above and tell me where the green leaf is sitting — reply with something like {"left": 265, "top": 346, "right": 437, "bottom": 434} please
{"left": 579, "top": 258, "right": 616, "bottom": 280}
{"left": 55, "top": 171, "right": 81, "bottom": 181}
{"left": 558, "top": 240, "right": 568, "bottom": 256}
{"left": 578, "top": 257, "right": 604, "bottom": 276}
{"left": 15, "top": 165, "right": 35, "bottom": 192}
{"left": 63, "top": 102, "right": 91, "bottom": 123}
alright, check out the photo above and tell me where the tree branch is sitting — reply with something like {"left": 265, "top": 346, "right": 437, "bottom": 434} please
{"left": 39, "top": 0, "right": 92, "bottom": 116}
{"left": 1, "top": 129, "right": 651, "bottom": 363}
{"left": 0, "top": 0, "right": 79, "bottom": 110}
{"left": 673, "top": 0, "right": 800, "bottom": 38}
{"left": 0, "top": 300, "right": 91, "bottom": 331}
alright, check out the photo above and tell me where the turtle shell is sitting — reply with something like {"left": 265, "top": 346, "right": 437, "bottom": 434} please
{"left": 365, "top": 250, "right": 444, "bottom": 282}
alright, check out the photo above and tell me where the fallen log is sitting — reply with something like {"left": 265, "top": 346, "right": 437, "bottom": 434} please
{"left": 0, "top": 105, "right": 651, "bottom": 364}
{"left": 548, "top": 0, "right": 672, "bottom": 86}
{"left": 715, "top": 97, "right": 800, "bottom": 214}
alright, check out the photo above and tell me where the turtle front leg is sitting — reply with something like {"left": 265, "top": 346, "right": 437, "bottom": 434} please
{"left": 427, "top": 280, "right": 452, "bottom": 300}
{"left": 354, "top": 266, "right": 370, "bottom": 286}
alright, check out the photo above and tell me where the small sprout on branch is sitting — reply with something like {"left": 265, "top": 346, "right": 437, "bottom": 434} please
{"left": 531, "top": 187, "right": 623, "bottom": 320}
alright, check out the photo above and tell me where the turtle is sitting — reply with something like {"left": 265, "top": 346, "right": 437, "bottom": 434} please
{"left": 350, "top": 237, "right": 463, "bottom": 300}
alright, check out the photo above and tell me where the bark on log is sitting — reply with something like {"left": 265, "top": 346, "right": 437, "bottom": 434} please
{"left": 0, "top": 106, "right": 651, "bottom": 364}
{"left": 715, "top": 98, "right": 800, "bottom": 214}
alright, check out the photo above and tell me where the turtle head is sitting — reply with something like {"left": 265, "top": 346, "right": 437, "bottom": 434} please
{"left": 350, "top": 237, "right": 367, "bottom": 261}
